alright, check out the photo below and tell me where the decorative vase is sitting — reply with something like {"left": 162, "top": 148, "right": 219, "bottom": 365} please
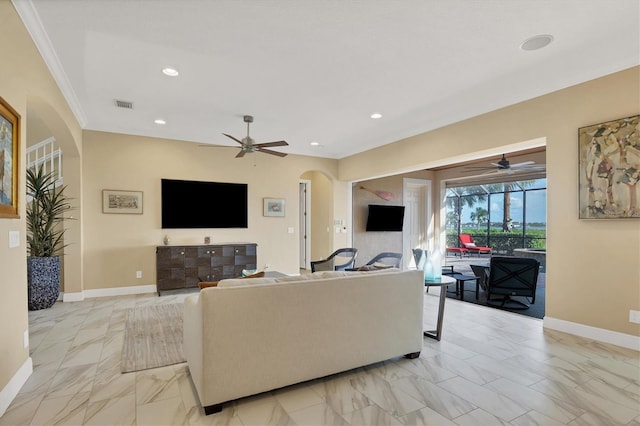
{"left": 431, "top": 247, "right": 442, "bottom": 280}
{"left": 424, "top": 251, "right": 435, "bottom": 281}
{"left": 27, "top": 256, "right": 60, "bottom": 310}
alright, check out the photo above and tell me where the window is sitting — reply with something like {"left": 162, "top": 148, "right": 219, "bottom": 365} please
{"left": 446, "top": 178, "right": 546, "bottom": 254}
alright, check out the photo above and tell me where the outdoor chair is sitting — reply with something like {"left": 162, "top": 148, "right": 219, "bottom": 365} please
{"left": 486, "top": 256, "right": 540, "bottom": 309}
{"left": 310, "top": 248, "right": 358, "bottom": 272}
{"left": 458, "top": 234, "right": 492, "bottom": 255}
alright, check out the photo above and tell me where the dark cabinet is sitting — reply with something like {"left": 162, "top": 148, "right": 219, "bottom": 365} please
{"left": 156, "top": 243, "right": 257, "bottom": 295}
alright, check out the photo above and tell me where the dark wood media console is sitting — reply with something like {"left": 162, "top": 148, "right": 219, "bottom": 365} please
{"left": 156, "top": 243, "right": 257, "bottom": 295}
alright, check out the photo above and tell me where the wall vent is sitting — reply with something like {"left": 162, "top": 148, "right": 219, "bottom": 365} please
{"left": 114, "top": 99, "right": 134, "bottom": 109}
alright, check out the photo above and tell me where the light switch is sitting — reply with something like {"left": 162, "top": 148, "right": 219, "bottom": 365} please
{"left": 287, "top": 227, "right": 294, "bottom": 234}
{"left": 9, "top": 231, "right": 19, "bottom": 248}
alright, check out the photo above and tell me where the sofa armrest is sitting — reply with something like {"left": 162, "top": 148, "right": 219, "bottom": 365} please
{"left": 183, "top": 294, "right": 204, "bottom": 403}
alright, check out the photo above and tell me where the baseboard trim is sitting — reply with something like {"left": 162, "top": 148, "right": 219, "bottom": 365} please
{"left": 0, "top": 357, "right": 33, "bottom": 417}
{"left": 83, "top": 284, "right": 157, "bottom": 299}
{"left": 544, "top": 316, "right": 640, "bottom": 351}
{"left": 62, "top": 292, "right": 84, "bottom": 302}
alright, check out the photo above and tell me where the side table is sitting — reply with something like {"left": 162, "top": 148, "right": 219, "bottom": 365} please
{"left": 423, "top": 275, "right": 456, "bottom": 341}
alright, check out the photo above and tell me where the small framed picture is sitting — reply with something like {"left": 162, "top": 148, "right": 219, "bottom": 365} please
{"left": 263, "top": 198, "right": 285, "bottom": 217}
{"left": 103, "top": 189, "right": 143, "bottom": 214}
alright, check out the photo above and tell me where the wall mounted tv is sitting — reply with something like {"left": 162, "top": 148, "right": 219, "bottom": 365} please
{"left": 365, "top": 204, "right": 405, "bottom": 232}
{"left": 161, "top": 178, "right": 248, "bottom": 229}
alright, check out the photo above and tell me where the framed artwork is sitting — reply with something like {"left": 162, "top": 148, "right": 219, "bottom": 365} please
{"left": 102, "top": 189, "right": 143, "bottom": 214}
{"left": 0, "top": 97, "right": 20, "bottom": 219}
{"left": 263, "top": 198, "right": 285, "bottom": 217}
{"left": 578, "top": 114, "right": 639, "bottom": 219}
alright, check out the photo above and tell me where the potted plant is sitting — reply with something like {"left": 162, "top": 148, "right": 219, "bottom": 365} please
{"left": 26, "top": 166, "right": 70, "bottom": 310}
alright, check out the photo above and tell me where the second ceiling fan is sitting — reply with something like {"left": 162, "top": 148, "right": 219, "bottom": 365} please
{"left": 223, "top": 115, "right": 288, "bottom": 158}
{"left": 464, "top": 154, "right": 545, "bottom": 174}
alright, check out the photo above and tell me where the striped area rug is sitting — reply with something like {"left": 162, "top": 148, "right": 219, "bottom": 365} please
{"left": 121, "top": 303, "right": 185, "bottom": 373}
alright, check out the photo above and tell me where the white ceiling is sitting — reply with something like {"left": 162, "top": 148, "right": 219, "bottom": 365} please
{"left": 14, "top": 0, "right": 639, "bottom": 159}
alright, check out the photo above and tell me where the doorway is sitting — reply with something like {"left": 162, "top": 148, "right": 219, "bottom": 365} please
{"left": 403, "top": 178, "right": 431, "bottom": 269}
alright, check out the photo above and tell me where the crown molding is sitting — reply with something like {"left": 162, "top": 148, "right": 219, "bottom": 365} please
{"left": 12, "top": 0, "right": 87, "bottom": 127}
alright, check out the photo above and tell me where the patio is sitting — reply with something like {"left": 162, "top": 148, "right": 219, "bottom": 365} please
{"left": 442, "top": 254, "right": 545, "bottom": 320}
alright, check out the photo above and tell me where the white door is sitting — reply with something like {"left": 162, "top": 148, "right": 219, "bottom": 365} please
{"left": 403, "top": 179, "right": 431, "bottom": 269}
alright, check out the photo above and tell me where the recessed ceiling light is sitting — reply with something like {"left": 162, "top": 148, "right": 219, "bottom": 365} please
{"left": 162, "top": 67, "right": 179, "bottom": 77}
{"left": 154, "top": 119, "right": 166, "bottom": 125}
{"left": 370, "top": 113, "right": 383, "bottom": 119}
{"left": 310, "top": 141, "right": 320, "bottom": 146}
{"left": 520, "top": 34, "right": 554, "bottom": 51}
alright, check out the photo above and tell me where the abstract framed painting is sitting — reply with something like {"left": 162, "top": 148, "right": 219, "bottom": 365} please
{"left": 578, "top": 114, "right": 639, "bottom": 219}
{"left": 0, "top": 97, "right": 20, "bottom": 219}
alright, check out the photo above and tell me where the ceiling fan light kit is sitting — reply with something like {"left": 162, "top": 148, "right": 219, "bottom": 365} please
{"left": 221, "top": 115, "right": 289, "bottom": 158}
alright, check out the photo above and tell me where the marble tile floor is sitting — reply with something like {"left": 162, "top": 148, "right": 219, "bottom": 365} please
{"left": 1, "top": 288, "right": 639, "bottom": 426}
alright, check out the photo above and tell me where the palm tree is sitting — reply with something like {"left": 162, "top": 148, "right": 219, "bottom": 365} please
{"left": 470, "top": 207, "right": 488, "bottom": 228}
{"left": 446, "top": 187, "right": 488, "bottom": 243}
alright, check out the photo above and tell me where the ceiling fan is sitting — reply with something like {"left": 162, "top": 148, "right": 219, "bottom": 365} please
{"left": 221, "top": 115, "right": 288, "bottom": 158}
{"left": 464, "top": 154, "right": 546, "bottom": 174}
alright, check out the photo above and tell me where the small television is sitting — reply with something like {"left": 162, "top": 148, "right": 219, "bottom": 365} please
{"left": 161, "top": 178, "right": 248, "bottom": 229}
{"left": 365, "top": 204, "right": 405, "bottom": 232}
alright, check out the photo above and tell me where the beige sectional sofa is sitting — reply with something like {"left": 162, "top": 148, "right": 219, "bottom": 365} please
{"left": 183, "top": 269, "right": 424, "bottom": 414}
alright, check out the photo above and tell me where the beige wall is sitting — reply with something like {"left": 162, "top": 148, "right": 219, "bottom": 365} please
{"left": 340, "top": 67, "right": 640, "bottom": 337}
{"left": 82, "top": 132, "right": 341, "bottom": 286}
{"left": 0, "top": 2, "right": 81, "bottom": 401}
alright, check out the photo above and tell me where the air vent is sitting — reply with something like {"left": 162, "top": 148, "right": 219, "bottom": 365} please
{"left": 114, "top": 99, "right": 134, "bottom": 109}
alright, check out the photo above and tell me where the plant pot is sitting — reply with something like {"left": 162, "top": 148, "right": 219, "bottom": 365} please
{"left": 27, "top": 256, "right": 60, "bottom": 310}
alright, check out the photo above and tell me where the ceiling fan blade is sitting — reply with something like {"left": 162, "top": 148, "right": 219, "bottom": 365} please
{"left": 253, "top": 140, "right": 289, "bottom": 148}
{"left": 222, "top": 133, "right": 244, "bottom": 145}
{"left": 257, "top": 147, "right": 287, "bottom": 157}
{"left": 199, "top": 144, "right": 227, "bottom": 148}
{"left": 510, "top": 161, "right": 535, "bottom": 168}
{"left": 464, "top": 166, "right": 497, "bottom": 171}
{"left": 235, "top": 150, "right": 246, "bottom": 158}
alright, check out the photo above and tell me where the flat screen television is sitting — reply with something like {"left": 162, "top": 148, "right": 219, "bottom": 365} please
{"left": 161, "top": 178, "right": 248, "bottom": 229}
{"left": 365, "top": 204, "right": 405, "bottom": 232}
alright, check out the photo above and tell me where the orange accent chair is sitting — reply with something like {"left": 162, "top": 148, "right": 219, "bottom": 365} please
{"left": 458, "top": 234, "right": 492, "bottom": 255}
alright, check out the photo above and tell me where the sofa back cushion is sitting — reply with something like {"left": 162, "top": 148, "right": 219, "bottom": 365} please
{"left": 217, "top": 277, "right": 277, "bottom": 288}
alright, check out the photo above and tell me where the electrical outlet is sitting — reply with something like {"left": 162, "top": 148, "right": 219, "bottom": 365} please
{"left": 264, "top": 264, "right": 269, "bottom": 270}
{"left": 136, "top": 270, "right": 142, "bottom": 279}
{"left": 23, "top": 330, "right": 29, "bottom": 348}
{"left": 629, "top": 310, "right": 640, "bottom": 324}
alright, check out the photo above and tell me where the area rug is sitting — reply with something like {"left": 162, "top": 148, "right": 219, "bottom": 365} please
{"left": 121, "top": 303, "right": 185, "bottom": 373}
{"left": 446, "top": 273, "right": 546, "bottom": 319}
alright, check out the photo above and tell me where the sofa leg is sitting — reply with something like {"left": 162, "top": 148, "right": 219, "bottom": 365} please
{"left": 405, "top": 351, "right": 420, "bottom": 359}
{"left": 204, "top": 404, "right": 223, "bottom": 415}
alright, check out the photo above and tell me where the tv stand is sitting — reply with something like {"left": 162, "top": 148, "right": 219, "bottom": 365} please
{"left": 156, "top": 243, "right": 257, "bottom": 295}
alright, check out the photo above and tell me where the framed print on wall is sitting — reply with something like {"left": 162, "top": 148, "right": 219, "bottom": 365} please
{"left": 263, "top": 198, "right": 285, "bottom": 217}
{"left": 102, "top": 189, "right": 143, "bottom": 214}
{"left": 578, "top": 114, "right": 640, "bottom": 219}
{"left": 0, "top": 96, "right": 20, "bottom": 219}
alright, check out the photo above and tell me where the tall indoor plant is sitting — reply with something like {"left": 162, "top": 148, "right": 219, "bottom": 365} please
{"left": 26, "top": 165, "right": 70, "bottom": 310}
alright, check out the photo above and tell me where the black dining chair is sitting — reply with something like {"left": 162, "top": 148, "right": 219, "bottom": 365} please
{"left": 363, "top": 252, "right": 402, "bottom": 269}
{"left": 310, "top": 248, "right": 358, "bottom": 272}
